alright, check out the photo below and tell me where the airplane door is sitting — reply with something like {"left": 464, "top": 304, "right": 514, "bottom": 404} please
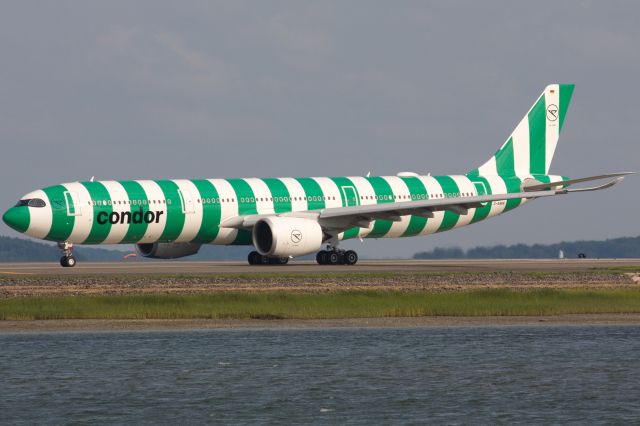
{"left": 63, "top": 191, "right": 82, "bottom": 216}
{"left": 178, "top": 189, "right": 195, "bottom": 214}
{"left": 341, "top": 186, "right": 359, "bottom": 207}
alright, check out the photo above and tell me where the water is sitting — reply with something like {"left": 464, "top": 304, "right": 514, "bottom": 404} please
{"left": 1, "top": 326, "right": 640, "bottom": 425}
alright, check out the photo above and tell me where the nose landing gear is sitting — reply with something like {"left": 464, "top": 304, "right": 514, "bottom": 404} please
{"left": 58, "top": 242, "right": 76, "bottom": 267}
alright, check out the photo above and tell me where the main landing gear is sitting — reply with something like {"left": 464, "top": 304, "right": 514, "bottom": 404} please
{"left": 247, "top": 251, "right": 289, "bottom": 265}
{"left": 58, "top": 242, "right": 76, "bottom": 268}
{"left": 316, "top": 249, "right": 358, "bottom": 265}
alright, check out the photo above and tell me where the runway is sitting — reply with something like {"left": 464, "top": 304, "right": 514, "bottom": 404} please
{"left": 1, "top": 259, "right": 639, "bottom": 275}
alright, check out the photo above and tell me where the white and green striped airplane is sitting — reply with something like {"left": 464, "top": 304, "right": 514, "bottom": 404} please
{"left": 2, "top": 84, "right": 631, "bottom": 267}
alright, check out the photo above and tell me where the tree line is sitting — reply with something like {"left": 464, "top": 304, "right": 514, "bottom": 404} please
{"left": 414, "top": 235, "right": 640, "bottom": 259}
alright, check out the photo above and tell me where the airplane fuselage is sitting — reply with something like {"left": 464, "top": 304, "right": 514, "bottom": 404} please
{"left": 8, "top": 173, "right": 560, "bottom": 246}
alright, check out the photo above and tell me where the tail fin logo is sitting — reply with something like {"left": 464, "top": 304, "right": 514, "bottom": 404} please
{"left": 547, "top": 104, "right": 559, "bottom": 121}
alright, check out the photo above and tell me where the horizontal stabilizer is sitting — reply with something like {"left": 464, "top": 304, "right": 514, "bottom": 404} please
{"left": 563, "top": 176, "right": 626, "bottom": 193}
{"left": 522, "top": 172, "right": 634, "bottom": 192}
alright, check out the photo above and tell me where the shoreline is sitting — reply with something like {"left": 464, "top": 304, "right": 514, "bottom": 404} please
{"left": 3, "top": 313, "right": 640, "bottom": 333}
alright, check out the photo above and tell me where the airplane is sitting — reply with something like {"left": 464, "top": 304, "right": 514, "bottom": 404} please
{"left": 2, "top": 84, "right": 632, "bottom": 267}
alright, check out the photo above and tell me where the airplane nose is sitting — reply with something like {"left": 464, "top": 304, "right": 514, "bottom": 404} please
{"left": 2, "top": 207, "right": 30, "bottom": 233}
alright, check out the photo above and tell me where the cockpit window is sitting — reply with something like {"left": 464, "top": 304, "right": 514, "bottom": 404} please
{"left": 14, "top": 199, "right": 46, "bottom": 208}
{"left": 29, "top": 199, "right": 46, "bottom": 207}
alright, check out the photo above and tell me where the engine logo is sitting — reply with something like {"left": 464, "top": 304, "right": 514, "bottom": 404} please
{"left": 291, "top": 230, "right": 302, "bottom": 243}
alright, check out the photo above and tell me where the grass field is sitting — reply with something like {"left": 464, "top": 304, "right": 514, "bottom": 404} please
{"left": 2, "top": 288, "right": 640, "bottom": 320}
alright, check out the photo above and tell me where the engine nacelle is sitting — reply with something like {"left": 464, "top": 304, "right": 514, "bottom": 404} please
{"left": 136, "top": 242, "right": 201, "bottom": 259}
{"left": 252, "top": 217, "right": 323, "bottom": 257}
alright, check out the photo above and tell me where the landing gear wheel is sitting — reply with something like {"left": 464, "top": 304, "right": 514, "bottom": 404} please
{"left": 316, "top": 250, "right": 328, "bottom": 265}
{"left": 57, "top": 242, "right": 75, "bottom": 267}
{"left": 249, "top": 251, "right": 290, "bottom": 266}
{"left": 315, "top": 248, "right": 358, "bottom": 266}
{"left": 248, "top": 251, "right": 260, "bottom": 265}
{"left": 344, "top": 250, "right": 358, "bottom": 265}
{"left": 60, "top": 255, "right": 76, "bottom": 268}
{"left": 328, "top": 252, "right": 340, "bottom": 265}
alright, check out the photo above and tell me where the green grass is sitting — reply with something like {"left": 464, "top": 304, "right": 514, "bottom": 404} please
{"left": 604, "top": 266, "right": 640, "bottom": 273}
{"left": 2, "top": 289, "right": 640, "bottom": 320}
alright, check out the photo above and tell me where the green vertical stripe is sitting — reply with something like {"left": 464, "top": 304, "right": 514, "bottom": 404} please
{"left": 227, "top": 179, "right": 257, "bottom": 245}
{"left": 230, "top": 229, "right": 253, "bottom": 245}
{"left": 468, "top": 176, "right": 493, "bottom": 224}
{"left": 528, "top": 96, "right": 546, "bottom": 175}
{"left": 400, "top": 177, "right": 428, "bottom": 237}
{"left": 192, "top": 180, "right": 221, "bottom": 243}
{"left": 495, "top": 138, "right": 515, "bottom": 177}
{"left": 156, "top": 180, "right": 185, "bottom": 242}
{"left": 340, "top": 227, "right": 360, "bottom": 240}
{"left": 227, "top": 179, "right": 257, "bottom": 216}
{"left": 295, "top": 177, "right": 325, "bottom": 210}
{"left": 119, "top": 181, "right": 149, "bottom": 243}
{"left": 502, "top": 176, "right": 523, "bottom": 212}
{"left": 531, "top": 174, "right": 552, "bottom": 184}
{"left": 81, "top": 182, "right": 112, "bottom": 244}
{"left": 43, "top": 185, "right": 75, "bottom": 242}
{"left": 262, "top": 178, "right": 292, "bottom": 214}
{"left": 365, "top": 176, "right": 394, "bottom": 238}
{"left": 435, "top": 176, "right": 460, "bottom": 233}
{"left": 558, "top": 84, "right": 574, "bottom": 131}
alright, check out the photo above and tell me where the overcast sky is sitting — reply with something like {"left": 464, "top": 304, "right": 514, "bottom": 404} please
{"left": 1, "top": 1, "right": 638, "bottom": 258}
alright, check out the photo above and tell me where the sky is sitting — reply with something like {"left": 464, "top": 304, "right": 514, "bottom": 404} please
{"left": 0, "top": 1, "right": 638, "bottom": 258}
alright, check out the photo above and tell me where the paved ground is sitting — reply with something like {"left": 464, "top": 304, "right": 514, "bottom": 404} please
{"left": 4, "top": 314, "right": 640, "bottom": 333}
{"left": 0, "top": 259, "right": 639, "bottom": 276}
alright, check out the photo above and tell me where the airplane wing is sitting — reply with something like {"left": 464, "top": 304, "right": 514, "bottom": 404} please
{"left": 221, "top": 173, "right": 631, "bottom": 233}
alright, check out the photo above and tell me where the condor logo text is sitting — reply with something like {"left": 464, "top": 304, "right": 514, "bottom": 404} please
{"left": 97, "top": 209, "right": 164, "bottom": 225}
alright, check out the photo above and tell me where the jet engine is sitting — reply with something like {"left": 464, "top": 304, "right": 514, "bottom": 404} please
{"left": 252, "top": 217, "right": 323, "bottom": 257}
{"left": 135, "top": 242, "right": 201, "bottom": 259}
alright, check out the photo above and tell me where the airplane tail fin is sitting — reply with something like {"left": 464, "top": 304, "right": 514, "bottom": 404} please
{"left": 468, "top": 84, "right": 575, "bottom": 177}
